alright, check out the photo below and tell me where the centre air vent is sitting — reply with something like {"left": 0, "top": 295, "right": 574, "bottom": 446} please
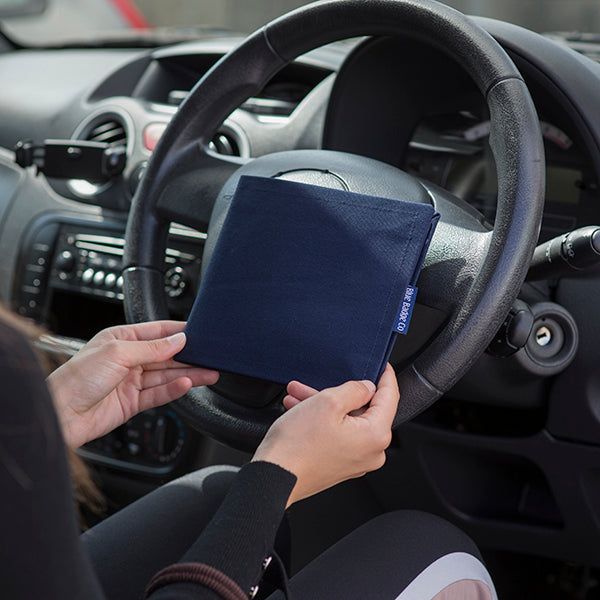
{"left": 85, "top": 118, "right": 128, "bottom": 147}
{"left": 68, "top": 113, "right": 130, "bottom": 198}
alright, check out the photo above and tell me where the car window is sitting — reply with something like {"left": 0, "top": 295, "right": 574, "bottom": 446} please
{"left": 3, "top": 0, "right": 600, "bottom": 47}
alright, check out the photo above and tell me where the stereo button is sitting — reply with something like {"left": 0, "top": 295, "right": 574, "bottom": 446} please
{"left": 82, "top": 268, "right": 94, "bottom": 284}
{"left": 105, "top": 273, "right": 117, "bottom": 288}
{"left": 93, "top": 271, "right": 106, "bottom": 286}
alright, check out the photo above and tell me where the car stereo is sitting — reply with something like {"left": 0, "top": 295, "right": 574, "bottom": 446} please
{"left": 14, "top": 217, "right": 204, "bottom": 340}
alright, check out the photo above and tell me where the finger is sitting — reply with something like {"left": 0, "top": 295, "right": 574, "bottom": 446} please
{"left": 106, "top": 321, "right": 187, "bottom": 343}
{"left": 286, "top": 380, "right": 319, "bottom": 401}
{"left": 141, "top": 368, "right": 219, "bottom": 389}
{"left": 140, "top": 357, "right": 214, "bottom": 371}
{"left": 138, "top": 377, "right": 194, "bottom": 412}
{"left": 111, "top": 332, "right": 188, "bottom": 369}
{"left": 141, "top": 359, "right": 192, "bottom": 371}
{"left": 363, "top": 364, "right": 399, "bottom": 426}
{"left": 282, "top": 395, "right": 302, "bottom": 410}
{"left": 322, "top": 379, "right": 377, "bottom": 415}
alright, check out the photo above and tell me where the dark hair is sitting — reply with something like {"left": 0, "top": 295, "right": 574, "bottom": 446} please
{"left": 0, "top": 304, "right": 105, "bottom": 524}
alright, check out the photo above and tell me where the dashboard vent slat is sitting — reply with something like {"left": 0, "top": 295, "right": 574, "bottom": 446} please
{"left": 209, "top": 132, "right": 240, "bottom": 156}
{"left": 86, "top": 119, "right": 127, "bottom": 147}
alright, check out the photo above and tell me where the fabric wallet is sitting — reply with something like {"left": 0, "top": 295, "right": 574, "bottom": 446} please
{"left": 176, "top": 175, "right": 439, "bottom": 390}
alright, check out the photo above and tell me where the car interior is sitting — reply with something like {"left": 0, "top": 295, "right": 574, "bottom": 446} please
{"left": 2, "top": 0, "right": 600, "bottom": 597}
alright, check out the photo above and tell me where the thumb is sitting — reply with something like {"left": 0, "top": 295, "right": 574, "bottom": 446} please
{"left": 361, "top": 364, "right": 399, "bottom": 427}
{"left": 117, "top": 331, "right": 187, "bottom": 367}
{"left": 327, "top": 379, "right": 376, "bottom": 415}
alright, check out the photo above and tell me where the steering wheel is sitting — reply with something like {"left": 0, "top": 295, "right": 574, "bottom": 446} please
{"left": 123, "top": 0, "right": 544, "bottom": 451}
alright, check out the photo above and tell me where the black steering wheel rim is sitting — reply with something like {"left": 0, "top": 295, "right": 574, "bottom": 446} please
{"left": 123, "top": 0, "right": 544, "bottom": 451}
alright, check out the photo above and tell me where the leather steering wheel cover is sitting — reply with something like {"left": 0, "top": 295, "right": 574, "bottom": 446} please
{"left": 123, "top": 0, "right": 544, "bottom": 448}
{"left": 265, "top": 0, "right": 519, "bottom": 94}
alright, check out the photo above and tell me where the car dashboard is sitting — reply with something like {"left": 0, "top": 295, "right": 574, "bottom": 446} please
{"left": 0, "top": 36, "right": 350, "bottom": 483}
{"left": 2, "top": 15, "right": 600, "bottom": 576}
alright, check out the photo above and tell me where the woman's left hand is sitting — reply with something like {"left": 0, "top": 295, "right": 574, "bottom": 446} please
{"left": 253, "top": 364, "right": 399, "bottom": 506}
{"left": 47, "top": 321, "right": 219, "bottom": 448}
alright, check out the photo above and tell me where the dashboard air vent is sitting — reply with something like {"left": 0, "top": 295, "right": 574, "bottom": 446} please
{"left": 85, "top": 118, "right": 128, "bottom": 147}
{"left": 209, "top": 132, "right": 240, "bottom": 157}
{"left": 68, "top": 114, "right": 129, "bottom": 198}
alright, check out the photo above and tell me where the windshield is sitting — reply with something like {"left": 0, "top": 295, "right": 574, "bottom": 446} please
{"left": 3, "top": 0, "right": 600, "bottom": 47}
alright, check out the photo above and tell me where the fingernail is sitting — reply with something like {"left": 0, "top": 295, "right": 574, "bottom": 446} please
{"left": 166, "top": 332, "right": 186, "bottom": 345}
{"left": 360, "top": 380, "right": 376, "bottom": 393}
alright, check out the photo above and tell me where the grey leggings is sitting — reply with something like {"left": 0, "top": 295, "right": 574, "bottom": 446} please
{"left": 82, "top": 465, "right": 496, "bottom": 600}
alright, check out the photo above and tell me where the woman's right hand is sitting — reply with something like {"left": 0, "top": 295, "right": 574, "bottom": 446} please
{"left": 252, "top": 363, "right": 399, "bottom": 507}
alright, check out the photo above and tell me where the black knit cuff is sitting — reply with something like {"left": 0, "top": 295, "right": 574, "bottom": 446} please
{"left": 145, "top": 563, "right": 246, "bottom": 600}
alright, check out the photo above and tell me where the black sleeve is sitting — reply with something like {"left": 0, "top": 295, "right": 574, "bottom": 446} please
{"left": 146, "top": 461, "right": 296, "bottom": 600}
{"left": 0, "top": 321, "right": 105, "bottom": 600}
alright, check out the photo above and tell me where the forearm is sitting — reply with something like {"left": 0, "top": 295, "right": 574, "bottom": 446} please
{"left": 146, "top": 461, "right": 296, "bottom": 599}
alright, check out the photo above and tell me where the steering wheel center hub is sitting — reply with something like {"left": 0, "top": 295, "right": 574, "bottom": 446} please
{"left": 275, "top": 168, "right": 348, "bottom": 189}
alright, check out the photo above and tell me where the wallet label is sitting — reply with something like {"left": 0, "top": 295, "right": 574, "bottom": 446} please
{"left": 395, "top": 286, "right": 417, "bottom": 335}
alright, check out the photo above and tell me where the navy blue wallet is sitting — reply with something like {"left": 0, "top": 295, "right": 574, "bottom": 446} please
{"left": 176, "top": 175, "right": 439, "bottom": 390}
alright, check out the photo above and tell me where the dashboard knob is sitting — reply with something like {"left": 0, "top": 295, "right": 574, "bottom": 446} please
{"left": 56, "top": 250, "right": 75, "bottom": 273}
{"left": 164, "top": 266, "right": 188, "bottom": 298}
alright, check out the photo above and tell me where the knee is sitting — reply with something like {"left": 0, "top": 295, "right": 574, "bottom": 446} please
{"left": 357, "top": 511, "right": 496, "bottom": 599}
{"left": 361, "top": 510, "right": 482, "bottom": 561}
